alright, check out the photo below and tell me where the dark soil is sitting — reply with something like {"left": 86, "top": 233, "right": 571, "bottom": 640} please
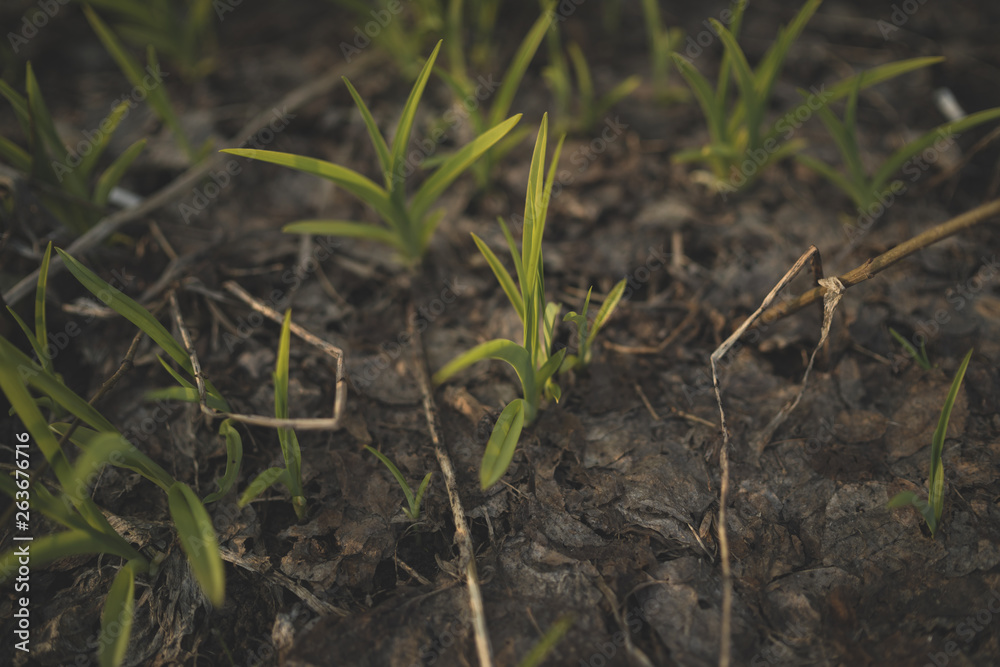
{"left": 2, "top": 1, "right": 1000, "bottom": 666}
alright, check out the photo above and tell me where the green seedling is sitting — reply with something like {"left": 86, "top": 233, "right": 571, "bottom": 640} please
{"left": 435, "top": 114, "right": 566, "bottom": 488}
{"left": 82, "top": 0, "right": 218, "bottom": 81}
{"left": 543, "top": 23, "right": 640, "bottom": 136}
{"left": 889, "top": 327, "right": 931, "bottom": 371}
{"left": 517, "top": 613, "right": 574, "bottom": 667}
{"left": 639, "top": 0, "right": 686, "bottom": 103}
{"left": 795, "top": 73, "right": 1000, "bottom": 212}
{"left": 0, "top": 249, "right": 225, "bottom": 667}
{"left": 84, "top": 5, "right": 212, "bottom": 163}
{"left": 364, "top": 446, "right": 432, "bottom": 521}
{"left": 889, "top": 349, "right": 972, "bottom": 538}
{"left": 223, "top": 41, "right": 521, "bottom": 267}
{"left": 0, "top": 63, "right": 146, "bottom": 234}
{"left": 330, "top": 0, "right": 443, "bottom": 77}
{"left": 434, "top": 8, "right": 554, "bottom": 188}
{"left": 444, "top": 0, "right": 503, "bottom": 78}
{"left": 562, "top": 280, "right": 627, "bottom": 371}
{"left": 671, "top": 0, "right": 944, "bottom": 192}
{"left": 238, "top": 309, "right": 307, "bottom": 521}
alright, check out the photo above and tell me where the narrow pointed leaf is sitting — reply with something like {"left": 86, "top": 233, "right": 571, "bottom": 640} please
{"left": 480, "top": 398, "right": 525, "bottom": 489}
{"left": 168, "top": 482, "right": 225, "bottom": 606}
{"left": 98, "top": 562, "right": 136, "bottom": 667}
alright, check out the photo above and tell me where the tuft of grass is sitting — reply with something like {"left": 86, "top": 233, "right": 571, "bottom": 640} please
{"left": 543, "top": 29, "right": 640, "bottom": 136}
{"left": 639, "top": 0, "right": 686, "bottom": 103}
{"left": 83, "top": 0, "right": 218, "bottom": 81}
{"left": 0, "top": 64, "right": 146, "bottom": 234}
{"left": 670, "top": 0, "right": 944, "bottom": 193}
{"left": 364, "top": 446, "right": 432, "bottom": 521}
{"left": 435, "top": 114, "right": 626, "bottom": 489}
{"left": 223, "top": 41, "right": 521, "bottom": 268}
{"left": 795, "top": 73, "right": 1000, "bottom": 212}
{"left": 889, "top": 348, "right": 973, "bottom": 538}
{"left": 0, "top": 247, "right": 226, "bottom": 667}
{"left": 84, "top": 5, "right": 211, "bottom": 163}
{"left": 562, "top": 281, "right": 627, "bottom": 372}
{"left": 238, "top": 309, "right": 307, "bottom": 521}
{"left": 434, "top": 8, "right": 553, "bottom": 189}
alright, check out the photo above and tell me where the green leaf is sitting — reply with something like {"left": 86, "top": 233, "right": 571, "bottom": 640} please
{"left": 93, "top": 138, "right": 147, "bottom": 208}
{"left": 167, "top": 482, "right": 225, "bottom": 606}
{"left": 872, "top": 107, "right": 1000, "bottom": 194}
{"left": 34, "top": 241, "right": 53, "bottom": 373}
{"left": 79, "top": 100, "right": 131, "bottom": 179}
{"left": 203, "top": 419, "right": 243, "bottom": 503}
{"left": 432, "top": 338, "right": 536, "bottom": 409}
{"left": 220, "top": 149, "right": 397, "bottom": 224}
{"left": 341, "top": 76, "right": 392, "bottom": 179}
{"left": 282, "top": 220, "right": 405, "bottom": 252}
{"left": 487, "top": 11, "right": 553, "bottom": 128}
{"left": 388, "top": 40, "right": 442, "bottom": 189}
{"left": 480, "top": 398, "right": 525, "bottom": 489}
{"left": 517, "top": 613, "right": 575, "bottom": 667}
{"left": 64, "top": 428, "right": 174, "bottom": 493}
{"left": 672, "top": 54, "right": 728, "bottom": 145}
{"left": 238, "top": 466, "right": 287, "bottom": 507}
{"left": 471, "top": 233, "right": 524, "bottom": 320}
{"left": 83, "top": 7, "right": 194, "bottom": 160}
{"left": 364, "top": 445, "right": 430, "bottom": 520}
{"left": 99, "top": 561, "right": 136, "bottom": 667}
{"left": 927, "top": 349, "right": 973, "bottom": 534}
{"left": 0, "top": 333, "right": 116, "bottom": 439}
{"left": 587, "top": 279, "right": 627, "bottom": 350}
{"left": 888, "top": 327, "right": 931, "bottom": 371}
{"left": 0, "top": 529, "right": 142, "bottom": 585}
{"left": 409, "top": 114, "right": 521, "bottom": 224}
{"left": 711, "top": 19, "right": 759, "bottom": 147}
{"left": 57, "top": 249, "right": 188, "bottom": 370}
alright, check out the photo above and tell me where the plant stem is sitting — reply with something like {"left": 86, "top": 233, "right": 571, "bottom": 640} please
{"left": 754, "top": 199, "right": 1000, "bottom": 328}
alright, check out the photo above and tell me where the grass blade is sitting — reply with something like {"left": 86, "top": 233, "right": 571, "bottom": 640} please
{"left": 341, "top": 76, "right": 392, "bottom": 179}
{"left": 410, "top": 114, "right": 521, "bottom": 224}
{"left": 480, "top": 398, "right": 525, "bottom": 489}
{"left": 388, "top": 40, "right": 442, "bottom": 188}
{"left": 93, "top": 137, "right": 147, "bottom": 207}
{"left": 98, "top": 561, "right": 136, "bottom": 667}
{"left": 221, "top": 149, "right": 395, "bottom": 222}
{"left": 471, "top": 233, "right": 524, "bottom": 320}
{"left": 872, "top": 107, "right": 1000, "bottom": 193}
{"left": 928, "top": 349, "right": 972, "bottom": 532}
{"left": 432, "top": 338, "right": 536, "bottom": 404}
{"left": 282, "top": 220, "right": 404, "bottom": 250}
{"left": 238, "top": 466, "right": 287, "bottom": 507}
{"left": 167, "top": 482, "right": 225, "bottom": 606}
{"left": 203, "top": 419, "right": 243, "bottom": 503}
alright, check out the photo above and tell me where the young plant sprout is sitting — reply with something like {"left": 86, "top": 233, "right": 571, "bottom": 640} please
{"left": 239, "top": 310, "right": 307, "bottom": 521}
{"left": 223, "top": 41, "right": 521, "bottom": 268}
{"left": 889, "top": 349, "right": 973, "bottom": 538}
{"left": 365, "top": 446, "right": 432, "bottom": 521}
{"left": 435, "top": 114, "right": 625, "bottom": 489}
